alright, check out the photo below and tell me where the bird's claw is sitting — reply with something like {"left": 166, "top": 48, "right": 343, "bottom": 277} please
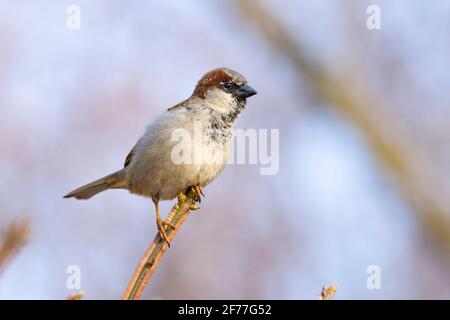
{"left": 189, "top": 185, "right": 204, "bottom": 203}
{"left": 189, "top": 204, "right": 200, "bottom": 211}
{"left": 156, "top": 217, "right": 175, "bottom": 247}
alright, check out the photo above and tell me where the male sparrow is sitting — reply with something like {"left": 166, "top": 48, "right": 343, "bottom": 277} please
{"left": 64, "top": 67, "right": 257, "bottom": 245}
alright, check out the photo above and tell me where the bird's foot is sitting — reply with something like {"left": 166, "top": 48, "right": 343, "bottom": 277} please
{"left": 188, "top": 185, "right": 204, "bottom": 203}
{"left": 177, "top": 192, "right": 187, "bottom": 207}
{"left": 156, "top": 216, "right": 175, "bottom": 247}
{"left": 176, "top": 192, "right": 200, "bottom": 211}
{"left": 189, "top": 204, "right": 200, "bottom": 211}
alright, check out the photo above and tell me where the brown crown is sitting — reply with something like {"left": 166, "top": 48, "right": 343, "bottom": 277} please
{"left": 192, "top": 68, "right": 232, "bottom": 99}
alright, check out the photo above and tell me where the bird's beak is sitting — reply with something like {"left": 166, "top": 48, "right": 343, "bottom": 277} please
{"left": 236, "top": 84, "right": 257, "bottom": 99}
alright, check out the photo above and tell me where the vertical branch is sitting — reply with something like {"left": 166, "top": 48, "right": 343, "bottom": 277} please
{"left": 123, "top": 195, "right": 195, "bottom": 300}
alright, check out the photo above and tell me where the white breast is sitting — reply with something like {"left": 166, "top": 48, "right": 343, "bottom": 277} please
{"left": 125, "top": 106, "right": 232, "bottom": 200}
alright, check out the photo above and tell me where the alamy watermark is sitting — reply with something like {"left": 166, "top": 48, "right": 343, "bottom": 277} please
{"left": 366, "top": 5, "right": 381, "bottom": 30}
{"left": 170, "top": 120, "right": 279, "bottom": 175}
{"left": 366, "top": 265, "right": 382, "bottom": 290}
{"left": 66, "top": 264, "right": 81, "bottom": 290}
{"left": 66, "top": 5, "right": 81, "bottom": 30}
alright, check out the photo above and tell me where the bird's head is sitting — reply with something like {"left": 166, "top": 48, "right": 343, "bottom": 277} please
{"left": 192, "top": 67, "right": 257, "bottom": 114}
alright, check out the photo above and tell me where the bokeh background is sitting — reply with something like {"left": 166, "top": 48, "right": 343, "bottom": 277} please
{"left": 1, "top": 0, "right": 449, "bottom": 299}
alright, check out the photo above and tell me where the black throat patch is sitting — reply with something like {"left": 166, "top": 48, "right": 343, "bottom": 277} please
{"left": 207, "top": 100, "right": 246, "bottom": 142}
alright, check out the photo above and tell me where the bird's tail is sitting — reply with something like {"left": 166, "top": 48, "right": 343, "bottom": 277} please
{"left": 63, "top": 169, "right": 127, "bottom": 200}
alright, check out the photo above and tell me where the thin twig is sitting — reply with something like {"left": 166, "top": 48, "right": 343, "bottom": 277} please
{"left": 122, "top": 194, "right": 195, "bottom": 300}
{"left": 0, "top": 217, "right": 31, "bottom": 274}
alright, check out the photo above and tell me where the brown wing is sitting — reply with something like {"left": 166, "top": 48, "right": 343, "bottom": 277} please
{"left": 167, "top": 99, "right": 188, "bottom": 112}
{"left": 124, "top": 100, "right": 187, "bottom": 167}
{"left": 124, "top": 148, "right": 134, "bottom": 167}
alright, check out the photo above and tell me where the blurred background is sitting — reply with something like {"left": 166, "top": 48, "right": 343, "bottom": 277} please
{"left": 0, "top": 0, "right": 449, "bottom": 299}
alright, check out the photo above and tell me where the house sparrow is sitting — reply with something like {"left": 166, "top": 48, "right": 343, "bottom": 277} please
{"left": 64, "top": 67, "right": 257, "bottom": 246}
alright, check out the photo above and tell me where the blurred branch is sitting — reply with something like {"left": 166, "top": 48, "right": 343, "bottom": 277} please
{"left": 234, "top": 0, "right": 450, "bottom": 252}
{"left": 0, "top": 217, "right": 31, "bottom": 274}
{"left": 66, "top": 291, "right": 85, "bottom": 300}
{"left": 319, "top": 284, "right": 337, "bottom": 300}
{"left": 123, "top": 194, "right": 195, "bottom": 300}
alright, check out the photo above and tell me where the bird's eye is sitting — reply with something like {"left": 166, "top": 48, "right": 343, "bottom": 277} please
{"left": 222, "top": 81, "right": 234, "bottom": 91}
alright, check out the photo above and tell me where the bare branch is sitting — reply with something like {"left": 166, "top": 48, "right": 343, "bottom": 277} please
{"left": 0, "top": 217, "right": 31, "bottom": 274}
{"left": 123, "top": 194, "right": 195, "bottom": 300}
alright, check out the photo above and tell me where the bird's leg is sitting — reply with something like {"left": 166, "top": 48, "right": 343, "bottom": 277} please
{"left": 152, "top": 197, "right": 175, "bottom": 247}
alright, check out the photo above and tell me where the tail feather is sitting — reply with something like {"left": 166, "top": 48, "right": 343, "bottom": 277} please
{"left": 64, "top": 170, "right": 126, "bottom": 200}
